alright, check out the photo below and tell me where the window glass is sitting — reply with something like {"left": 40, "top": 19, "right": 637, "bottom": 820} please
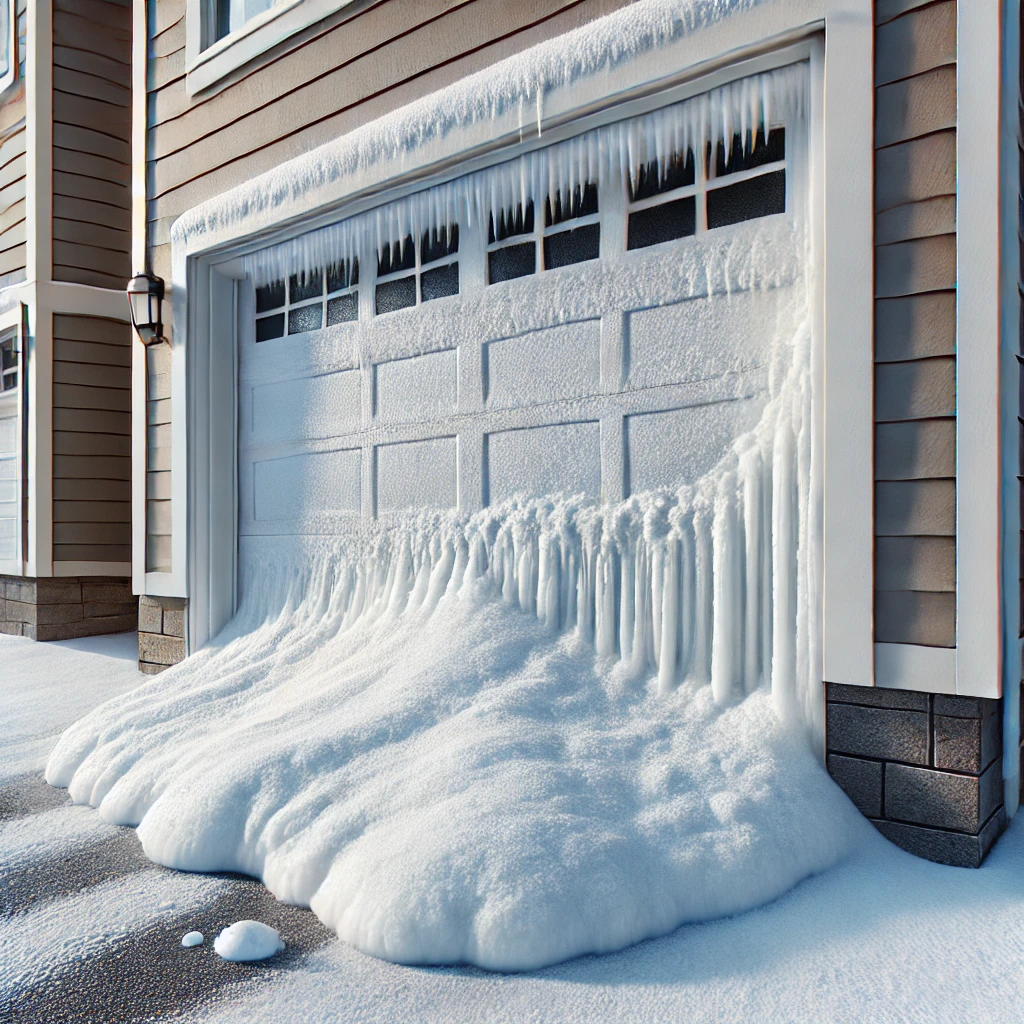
{"left": 213, "top": 0, "right": 277, "bottom": 45}
{"left": 706, "top": 170, "right": 786, "bottom": 229}
{"left": 0, "top": 1, "right": 11, "bottom": 82}
{"left": 0, "top": 332, "right": 16, "bottom": 392}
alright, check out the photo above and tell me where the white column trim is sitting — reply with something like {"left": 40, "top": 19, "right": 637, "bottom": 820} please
{"left": 956, "top": 1, "right": 1004, "bottom": 699}
{"left": 820, "top": 0, "right": 874, "bottom": 687}
{"left": 874, "top": 642, "right": 956, "bottom": 694}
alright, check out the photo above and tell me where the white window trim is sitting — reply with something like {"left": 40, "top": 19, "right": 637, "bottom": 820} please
{"left": 156, "top": 4, "right": 874, "bottom": 688}
{"left": 0, "top": 0, "right": 17, "bottom": 98}
{"left": 185, "top": 0, "right": 359, "bottom": 97}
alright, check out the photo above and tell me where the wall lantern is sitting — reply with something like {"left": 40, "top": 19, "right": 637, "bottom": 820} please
{"left": 126, "top": 273, "right": 166, "bottom": 346}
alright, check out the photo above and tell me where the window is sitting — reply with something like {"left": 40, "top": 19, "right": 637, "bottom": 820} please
{"left": 0, "top": 331, "right": 16, "bottom": 392}
{"left": 487, "top": 183, "right": 600, "bottom": 285}
{"left": 254, "top": 260, "right": 359, "bottom": 343}
{"left": 627, "top": 127, "right": 786, "bottom": 250}
{"left": 375, "top": 226, "right": 459, "bottom": 316}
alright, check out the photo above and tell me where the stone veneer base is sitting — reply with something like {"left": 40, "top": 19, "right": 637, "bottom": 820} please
{"left": 826, "top": 682, "right": 1006, "bottom": 868}
{"left": 0, "top": 575, "right": 137, "bottom": 641}
{"left": 138, "top": 595, "right": 187, "bottom": 674}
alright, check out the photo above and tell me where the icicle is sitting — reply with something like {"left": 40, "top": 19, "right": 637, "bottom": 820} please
{"left": 658, "top": 538, "right": 679, "bottom": 693}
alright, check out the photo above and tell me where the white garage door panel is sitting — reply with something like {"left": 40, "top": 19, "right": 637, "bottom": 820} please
{"left": 625, "top": 286, "right": 786, "bottom": 392}
{"left": 252, "top": 370, "right": 361, "bottom": 444}
{"left": 626, "top": 399, "right": 763, "bottom": 495}
{"left": 375, "top": 350, "right": 458, "bottom": 425}
{"left": 484, "top": 320, "right": 601, "bottom": 410}
{"left": 486, "top": 422, "right": 602, "bottom": 505}
{"left": 377, "top": 437, "right": 458, "bottom": 513}
{"left": 254, "top": 449, "right": 362, "bottom": 521}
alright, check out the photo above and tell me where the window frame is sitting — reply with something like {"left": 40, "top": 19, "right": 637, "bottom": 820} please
{"left": 185, "top": 0, "right": 359, "bottom": 97}
{"left": 0, "top": 0, "right": 18, "bottom": 98}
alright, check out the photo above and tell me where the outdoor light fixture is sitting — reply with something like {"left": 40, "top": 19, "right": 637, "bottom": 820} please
{"left": 126, "top": 272, "right": 166, "bottom": 346}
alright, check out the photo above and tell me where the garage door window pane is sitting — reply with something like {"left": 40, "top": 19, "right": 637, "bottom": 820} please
{"left": 714, "top": 127, "right": 785, "bottom": 177}
{"left": 378, "top": 237, "right": 416, "bottom": 276}
{"left": 422, "top": 225, "right": 459, "bottom": 264}
{"left": 422, "top": 263, "right": 459, "bottom": 302}
{"left": 376, "top": 276, "right": 417, "bottom": 315}
{"left": 289, "top": 273, "right": 323, "bottom": 303}
{"left": 327, "top": 293, "right": 358, "bottom": 325}
{"left": 706, "top": 170, "right": 786, "bottom": 229}
{"left": 490, "top": 202, "right": 535, "bottom": 244}
{"left": 544, "top": 223, "right": 600, "bottom": 269}
{"left": 489, "top": 242, "right": 535, "bottom": 283}
{"left": 256, "top": 313, "right": 285, "bottom": 343}
{"left": 288, "top": 302, "right": 323, "bottom": 335}
{"left": 256, "top": 280, "right": 285, "bottom": 313}
{"left": 327, "top": 259, "right": 358, "bottom": 294}
{"left": 628, "top": 195, "right": 696, "bottom": 249}
{"left": 629, "top": 152, "right": 696, "bottom": 202}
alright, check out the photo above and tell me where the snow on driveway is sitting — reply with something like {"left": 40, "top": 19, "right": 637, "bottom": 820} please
{"left": 4, "top": 632, "right": 1024, "bottom": 1023}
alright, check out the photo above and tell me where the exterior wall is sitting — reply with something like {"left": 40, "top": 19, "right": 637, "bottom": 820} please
{"left": 873, "top": 0, "right": 957, "bottom": 650}
{"left": 143, "top": 0, "right": 633, "bottom": 590}
{"left": 51, "top": 0, "right": 132, "bottom": 290}
{"left": 0, "top": 0, "right": 27, "bottom": 290}
{"left": 0, "top": 573, "right": 135, "bottom": 639}
{"left": 137, "top": 593, "right": 184, "bottom": 673}
{"left": 827, "top": 682, "right": 1005, "bottom": 867}
{"left": 51, "top": 313, "right": 132, "bottom": 570}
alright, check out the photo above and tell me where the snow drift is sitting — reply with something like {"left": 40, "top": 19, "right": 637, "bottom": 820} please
{"left": 46, "top": 306, "right": 864, "bottom": 972}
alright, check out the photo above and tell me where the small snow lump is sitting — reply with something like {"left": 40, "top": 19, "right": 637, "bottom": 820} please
{"left": 213, "top": 921, "right": 284, "bottom": 962}
{"left": 181, "top": 931, "right": 204, "bottom": 948}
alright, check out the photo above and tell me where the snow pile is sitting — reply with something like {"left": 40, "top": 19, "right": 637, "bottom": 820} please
{"left": 241, "top": 64, "right": 804, "bottom": 287}
{"left": 182, "top": 931, "right": 205, "bottom": 948}
{"left": 214, "top": 922, "right": 283, "bottom": 962}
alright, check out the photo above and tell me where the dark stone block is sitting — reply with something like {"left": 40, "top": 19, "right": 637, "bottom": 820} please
{"left": 828, "top": 755, "right": 883, "bottom": 817}
{"left": 884, "top": 760, "right": 1002, "bottom": 833}
{"left": 827, "top": 703, "right": 929, "bottom": 763}
{"left": 934, "top": 707, "right": 1001, "bottom": 773}
{"left": 933, "top": 694, "right": 996, "bottom": 719}
{"left": 826, "top": 682, "right": 929, "bottom": 711}
{"left": 873, "top": 807, "right": 1006, "bottom": 868}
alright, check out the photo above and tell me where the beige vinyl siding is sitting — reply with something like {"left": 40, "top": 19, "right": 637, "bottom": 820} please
{"left": 145, "top": 0, "right": 631, "bottom": 570}
{"left": 52, "top": 0, "right": 131, "bottom": 291}
{"left": 52, "top": 314, "right": 131, "bottom": 568}
{"left": 873, "top": 0, "right": 957, "bottom": 648}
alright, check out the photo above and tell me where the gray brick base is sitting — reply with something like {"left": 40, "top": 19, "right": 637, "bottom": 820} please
{"left": 138, "top": 595, "right": 187, "bottom": 674}
{"left": 0, "top": 575, "right": 136, "bottom": 640}
{"left": 826, "top": 683, "right": 1005, "bottom": 868}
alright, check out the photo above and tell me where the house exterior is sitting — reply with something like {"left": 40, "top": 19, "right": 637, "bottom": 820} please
{"left": 0, "top": 0, "right": 137, "bottom": 640}
{"left": 133, "top": 0, "right": 1020, "bottom": 868}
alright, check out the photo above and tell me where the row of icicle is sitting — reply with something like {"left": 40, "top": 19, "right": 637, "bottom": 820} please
{"left": 241, "top": 63, "right": 806, "bottom": 287}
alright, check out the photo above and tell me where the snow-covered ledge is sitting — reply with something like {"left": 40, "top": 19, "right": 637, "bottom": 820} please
{"left": 147, "top": 0, "right": 874, "bottom": 684}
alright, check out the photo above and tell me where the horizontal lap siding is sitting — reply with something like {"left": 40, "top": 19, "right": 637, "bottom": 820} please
{"left": 52, "top": 0, "right": 131, "bottom": 291}
{"left": 874, "top": 0, "right": 957, "bottom": 649}
{"left": 52, "top": 314, "right": 131, "bottom": 568}
{"left": 145, "top": 0, "right": 630, "bottom": 572}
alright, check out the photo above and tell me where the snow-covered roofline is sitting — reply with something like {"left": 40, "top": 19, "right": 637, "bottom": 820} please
{"left": 170, "top": 0, "right": 804, "bottom": 263}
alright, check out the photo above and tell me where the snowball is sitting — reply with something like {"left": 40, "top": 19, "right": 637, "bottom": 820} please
{"left": 214, "top": 921, "right": 284, "bottom": 962}
{"left": 181, "top": 931, "right": 204, "bottom": 948}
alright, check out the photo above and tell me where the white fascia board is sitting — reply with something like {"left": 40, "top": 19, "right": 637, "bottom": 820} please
{"left": 37, "top": 282, "right": 131, "bottom": 321}
{"left": 957, "top": 1, "right": 1004, "bottom": 699}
